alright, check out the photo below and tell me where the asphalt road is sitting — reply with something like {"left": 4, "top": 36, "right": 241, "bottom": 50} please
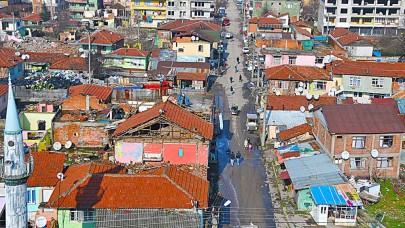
{"left": 211, "top": 1, "right": 276, "bottom": 227}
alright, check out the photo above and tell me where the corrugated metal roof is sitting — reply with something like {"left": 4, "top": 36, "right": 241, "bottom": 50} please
{"left": 284, "top": 154, "right": 345, "bottom": 190}
{"left": 310, "top": 186, "right": 347, "bottom": 205}
{"left": 267, "top": 111, "right": 308, "bottom": 129}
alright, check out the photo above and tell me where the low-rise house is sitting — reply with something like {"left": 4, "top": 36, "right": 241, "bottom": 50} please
{"left": 68, "top": 84, "right": 113, "bottom": 103}
{"left": 328, "top": 28, "right": 374, "bottom": 57}
{"left": 67, "top": 0, "right": 102, "bottom": 19}
{"left": 177, "top": 72, "right": 208, "bottom": 91}
{"left": 256, "top": 39, "right": 302, "bottom": 49}
{"left": 0, "top": 13, "right": 24, "bottom": 36}
{"left": 22, "top": 52, "right": 69, "bottom": 72}
{"left": 26, "top": 151, "right": 65, "bottom": 223}
{"left": 311, "top": 103, "right": 405, "bottom": 178}
{"left": 112, "top": 101, "right": 213, "bottom": 165}
{"left": 172, "top": 30, "right": 219, "bottom": 62}
{"left": 21, "top": 13, "right": 42, "bottom": 37}
{"left": 49, "top": 57, "right": 90, "bottom": 74}
{"left": 328, "top": 60, "right": 405, "bottom": 99}
{"left": 278, "top": 123, "right": 312, "bottom": 145}
{"left": 261, "top": 48, "right": 316, "bottom": 68}
{"left": 46, "top": 163, "right": 208, "bottom": 227}
{"left": 263, "top": 11, "right": 290, "bottom": 30}
{"left": 78, "top": 29, "right": 125, "bottom": 54}
{"left": 82, "top": 9, "right": 117, "bottom": 29}
{"left": 248, "top": 17, "right": 283, "bottom": 35}
{"left": 0, "top": 48, "right": 24, "bottom": 80}
{"left": 290, "top": 24, "right": 314, "bottom": 50}
{"left": 103, "top": 48, "right": 150, "bottom": 75}
{"left": 149, "top": 61, "right": 211, "bottom": 84}
{"left": 264, "top": 65, "right": 332, "bottom": 96}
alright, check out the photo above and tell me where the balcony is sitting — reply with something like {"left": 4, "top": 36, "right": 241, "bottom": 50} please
{"left": 69, "top": 6, "right": 86, "bottom": 12}
{"left": 143, "top": 153, "right": 163, "bottom": 162}
{"left": 133, "top": 3, "right": 166, "bottom": 10}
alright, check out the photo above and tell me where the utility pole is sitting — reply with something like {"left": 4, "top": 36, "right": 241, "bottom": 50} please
{"left": 261, "top": 91, "right": 268, "bottom": 148}
{"left": 12, "top": 12, "right": 15, "bottom": 36}
{"left": 87, "top": 31, "right": 92, "bottom": 84}
{"left": 251, "top": 48, "right": 255, "bottom": 82}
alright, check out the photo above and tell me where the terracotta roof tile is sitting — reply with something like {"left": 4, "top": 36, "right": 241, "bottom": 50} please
{"left": 0, "top": 85, "right": 8, "bottom": 97}
{"left": 110, "top": 48, "right": 149, "bottom": 57}
{"left": 49, "top": 57, "right": 88, "bottom": 71}
{"left": 255, "top": 39, "right": 300, "bottom": 49}
{"left": 26, "top": 151, "right": 66, "bottom": 187}
{"left": 292, "top": 25, "right": 314, "bottom": 38}
{"left": 113, "top": 101, "right": 213, "bottom": 139}
{"left": 62, "top": 94, "right": 108, "bottom": 110}
{"left": 291, "top": 21, "right": 312, "bottom": 28}
{"left": 279, "top": 123, "right": 312, "bottom": 141}
{"left": 328, "top": 60, "right": 405, "bottom": 77}
{"left": 265, "top": 65, "right": 331, "bottom": 81}
{"left": 46, "top": 165, "right": 208, "bottom": 209}
{"left": 177, "top": 72, "right": 207, "bottom": 81}
{"left": 23, "top": 52, "right": 69, "bottom": 64}
{"left": 249, "top": 17, "right": 283, "bottom": 25}
{"left": 158, "top": 19, "right": 221, "bottom": 32}
{"left": 320, "top": 103, "right": 405, "bottom": 134}
{"left": 329, "top": 28, "right": 372, "bottom": 46}
{"left": 22, "top": 13, "right": 42, "bottom": 22}
{"left": 329, "top": 28, "right": 350, "bottom": 38}
{"left": 78, "top": 29, "right": 126, "bottom": 45}
{"left": 0, "top": 48, "right": 22, "bottom": 67}
{"left": 267, "top": 95, "right": 337, "bottom": 110}
{"left": 153, "top": 61, "right": 210, "bottom": 76}
{"left": 69, "top": 84, "right": 113, "bottom": 101}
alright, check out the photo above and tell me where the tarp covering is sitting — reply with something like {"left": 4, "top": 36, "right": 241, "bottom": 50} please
{"left": 310, "top": 186, "right": 347, "bottom": 206}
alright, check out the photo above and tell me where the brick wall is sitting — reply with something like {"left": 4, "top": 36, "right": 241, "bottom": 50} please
{"left": 53, "top": 122, "right": 108, "bottom": 147}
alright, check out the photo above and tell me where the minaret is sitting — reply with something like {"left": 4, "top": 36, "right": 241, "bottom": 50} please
{"left": 1, "top": 74, "right": 33, "bottom": 228}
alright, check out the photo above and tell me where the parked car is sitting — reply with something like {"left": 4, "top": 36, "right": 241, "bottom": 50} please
{"left": 225, "top": 33, "right": 233, "bottom": 39}
{"left": 222, "top": 17, "right": 230, "bottom": 26}
{"left": 242, "top": 47, "right": 250, "bottom": 54}
{"left": 231, "top": 106, "right": 239, "bottom": 115}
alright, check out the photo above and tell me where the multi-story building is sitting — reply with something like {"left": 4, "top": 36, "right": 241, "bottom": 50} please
{"left": 166, "top": 0, "right": 214, "bottom": 20}
{"left": 67, "top": 0, "right": 102, "bottom": 19}
{"left": 318, "top": 0, "right": 403, "bottom": 35}
{"left": 131, "top": 0, "right": 167, "bottom": 28}
{"left": 252, "top": 0, "right": 301, "bottom": 19}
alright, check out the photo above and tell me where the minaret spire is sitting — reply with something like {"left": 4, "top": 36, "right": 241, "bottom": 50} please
{"left": 1, "top": 73, "right": 33, "bottom": 228}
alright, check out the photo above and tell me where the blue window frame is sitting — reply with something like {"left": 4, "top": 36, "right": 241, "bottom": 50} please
{"left": 27, "top": 189, "right": 36, "bottom": 204}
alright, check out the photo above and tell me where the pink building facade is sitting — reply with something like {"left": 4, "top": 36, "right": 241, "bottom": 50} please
{"left": 262, "top": 50, "right": 316, "bottom": 68}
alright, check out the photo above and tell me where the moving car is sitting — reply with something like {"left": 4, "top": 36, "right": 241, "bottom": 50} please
{"left": 242, "top": 47, "right": 250, "bottom": 54}
{"left": 222, "top": 17, "right": 230, "bottom": 26}
{"left": 225, "top": 33, "right": 233, "bottom": 39}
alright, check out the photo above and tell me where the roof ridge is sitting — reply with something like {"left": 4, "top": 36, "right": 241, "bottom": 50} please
{"left": 162, "top": 167, "right": 194, "bottom": 201}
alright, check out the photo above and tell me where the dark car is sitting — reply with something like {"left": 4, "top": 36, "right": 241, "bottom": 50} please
{"left": 231, "top": 106, "right": 239, "bottom": 115}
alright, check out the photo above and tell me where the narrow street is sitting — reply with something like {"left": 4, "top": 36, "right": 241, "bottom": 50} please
{"left": 211, "top": 1, "right": 275, "bottom": 227}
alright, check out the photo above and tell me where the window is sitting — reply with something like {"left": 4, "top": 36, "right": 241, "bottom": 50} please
{"left": 180, "top": 1, "right": 186, "bottom": 6}
{"left": 372, "top": 78, "right": 384, "bottom": 88}
{"left": 320, "top": 206, "right": 327, "bottom": 213}
{"left": 194, "top": 2, "right": 204, "bottom": 7}
{"left": 352, "top": 136, "right": 366, "bottom": 148}
{"left": 379, "top": 135, "right": 394, "bottom": 148}
{"left": 334, "top": 157, "right": 343, "bottom": 164}
{"left": 178, "top": 48, "right": 184, "bottom": 52}
{"left": 398, "top": 78, "right": 405, "bottom": 86}
{"left": 342, "top": 0, "right": 348, "bottom": 3}
{"left": 288, "top": 57, "right": 297, "bottom": 64}
{"left": 168, "top": 11, "right": 174, "bottom": 16}
{"left": 194, "top": 10, "right": 204, "bottom": 16}
{"left": 339, "top": 18, "right": 347, "bottom": 22}
{"left": 353, "top": 92, "right": 363, "bottom": 97}
{"left": 341, "top": 8, "right": 348, "bottom": 13}
{"left": 337, "top": 135, "right": 343, "bottom": 139}
{"left": 349, "top": 76, "right": 361, "bottom": 87}
{"left": 273, "top": 57, "right": 281, "bottom": 65}
{"left": 27, "top": 189, "right": 36, "bottom": 204}
{"left": 350, "top": 157, "right": 366, "bottom": 169}
{"left": 277, "top": 81, "right": 288, "bottom": 89}
{"left": 168, "top": 1, "right": 174, "bottom": 6}
{"left": 38, "top": 120, "right": 46, "bottom": 130}
{"left": 70, "top": 209, "right": 94, "bottom": 222}
{"left": 198, "top": 45, "right": 203, "bottom": 52}
{"left": 88, "top": 3, "right": 95, "bottom": 7}
{"left": 314, "top": 81, "right": 327, "bottom": 90}
{"left": 316, "top": 57, "right": 324, "bottom": 64}
{"left": 377, "top": 157, "right": 393, "bottom": 168}
{"left": 178, "top": 148, "right": 183, "bottom": 157}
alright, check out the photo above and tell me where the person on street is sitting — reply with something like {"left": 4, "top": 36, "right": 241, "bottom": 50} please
{"left": 239, "top": 75, "right": 242, "bottom": 82}
{"left": 236, "top": 151, "right": 241, "bottom": 166}
{"left": 248, "top": 143, "right": 253, "bottom": 153}
{"left": 230, "top": 86, "right": 234, "bottom": 95}
{"left": 234, "top": 65, "right": 238, "bottom": 73}
{"left": 236, "top": 57, "right": 240, "bottom": 64}
{"left": 230, "top": 76, "right": 233, "bottom": 83}
{"left": 247, "top": 137, "right": 251, "bottom": 144}
{"left": 230, "top": 151, "right": 236, "bottom": 167}
{"left": 244, "top": 139, "right": 248, "bottom": 149}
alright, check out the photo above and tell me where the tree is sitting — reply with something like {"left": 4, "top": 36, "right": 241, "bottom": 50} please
{"left": 40, "top": 3, "right": 51, "bottom": 22}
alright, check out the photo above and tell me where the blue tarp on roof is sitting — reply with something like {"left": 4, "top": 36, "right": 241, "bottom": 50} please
{"left": 310, "top": 186, "right": 347, "bottom": 206}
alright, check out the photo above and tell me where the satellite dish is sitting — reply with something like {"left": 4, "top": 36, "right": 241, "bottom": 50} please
{"left": 308, "top": 104, "right": 314, "bottom": 110}
{"left": 15, "top": 52, "right": 20, "bottom": 56}
{"left": 78, "top": 48, "right": 84, "bottom": 52}
{"left": 341, "top": 151, "right": 350, "bottom": 160}
{"left": 275, "top": 90, "right": 281, "bottom": 96}
{"left": 36, "top": 216, "right": 47, "bottom": 227}
{"left": 262, "top": 45, "right": 266, "bottom": 48}
{"left": 191, "top": 36, "right": 196, "bottom": 41}
{"left": 371, "top": 149, "right": 379, "bottom": 158}
{"left": 53, "top": 142, "right": 62, "bottom": 151}
{"left": 300, "top": 106, "right": 305, "bottom": 113}
{"left": 306, "top": 93, "right": 312, "bottom": 100}
{"left": 298, "top": 87, "right": 304, "bottom": 93}
{"left": 298, "top": 82, "right": 304, "bottom": 87}
{"left": 314, "top": 94, "right": 320, "bottom": 100}
{"left": 65, "top": 140, "right": 72, "bottom": 149}
{"left": 56, "top": 172, "right": 64, "bottom": 180}
{"left": 261, "top": 34, "right": 265, "bottom": 38}
{"left": 272, "top": 87, "right": 276, "bottom": 92}
{"left": 195, "top": 37, "right": 199, "bottom": 41}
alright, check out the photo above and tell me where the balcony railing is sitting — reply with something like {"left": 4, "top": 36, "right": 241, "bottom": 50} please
{"left": 143, "top": 153, "right": 163, "bottom": 162}
{"left": 0, "top": 156, "right": 34, "bottom": 185}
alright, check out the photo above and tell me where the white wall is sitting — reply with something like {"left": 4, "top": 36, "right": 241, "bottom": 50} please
{"left": 346, "top": 46, "right": 373, "bottom": 57}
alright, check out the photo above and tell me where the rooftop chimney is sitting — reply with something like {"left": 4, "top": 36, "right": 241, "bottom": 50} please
{"left": 86, "top": 95, "right": 90, "bottom": 111}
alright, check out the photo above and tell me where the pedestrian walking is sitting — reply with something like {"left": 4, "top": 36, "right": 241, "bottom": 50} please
{"left": 239, "top": 74, "right": 242, "bottom": 82}
{"left": 247, "top": 137, "right": 251, "bottom": 144}
{"left": 248, "top": 144, "right": 253, "bottom": 153}
{"left": 236, "top": 151, "right": 241, "bottom": 166}
{"left": 230, "top": 86, "right": 234, "bottom": 95}
{"left": 244, "top": 139, "right": 248, "bottom": 149}
{"left": 234, "top": 65, "right": 238, "bottom": 73}
{"left": 230, "top": 151, "right": 236, "bottom": 167}
{"left": 230, "top": 76, "right": 233, "bottom": 83}
{"left": 236, "top": 57, "right": 240, "bottom": 64}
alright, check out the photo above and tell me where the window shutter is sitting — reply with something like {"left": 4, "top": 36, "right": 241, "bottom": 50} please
{"left": 178, "top": 148, "right": 183, "bottom": 157}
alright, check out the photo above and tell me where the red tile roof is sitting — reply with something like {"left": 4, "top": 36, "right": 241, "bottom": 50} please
{"left": 113, "top": 101, "right": 214, "bottom": 139}
{"left": 267, "top": 95, "right": 337, "bottom": 111}
{"left": 292, "top": 25, "right": 314, "bottom": 38}
{"left": 0, "top": 85, "right": 8, "bottom": 97}
{"left": 329, "top": 28, "right": 372, "bottom": 46}
{"left": 22, "top": 13, "right": 42, "bottom": 22}
{"left": 249, "top": 17, "right": 283, "bottom": 25}
{"left": 329, "top": 28, "right": 350, "bottom": 38}
{"left": 49, "top": 57, "right": 88, "bottom": 71}
{"left": 265, "top": 65, "right": 331, "bottom": 81}
{"left": 110, "top": 48, "right": 149, "bottom": 57}
{"left": 256, "top": 39, "right": 301, "bottom": 49}
{"left": 68, "top": 84, "right": 113, "bottom": 101}
{"left": 158, "top": 19, "right": 221, "bottom": 32}
{"left": 328, "top": 60, "right": 405, "bottom": 77}
{"left": 26, "top": 151, "right": 66, "bottom": 187}
{"left": 177, "top": 72, "right": 207, "bottom": 81}
{"left": 78, "top": 29, "right": 126, "bottom": 45}
{"left": 0, "top": 48, "right": 22, "bottom": 67}
{"left": 23, "top": 52, "right": 69, "bottom": 64}
{"left": 279, "top": 123, "right": 312, "bottom": 141}
{"left": 47, "top": 164, "right": 208, "bottom": 209}
{"left": 320, "top": 103, "right": 405, "bottom": 134}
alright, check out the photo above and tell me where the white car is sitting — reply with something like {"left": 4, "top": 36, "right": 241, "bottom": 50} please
{"left": 225, "top": 33, "right": 233, "bottom": 39}
{"left": 242, "top": 47, "right": 250, "bottom": 54}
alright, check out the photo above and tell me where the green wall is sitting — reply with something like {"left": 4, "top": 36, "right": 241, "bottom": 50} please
{"left": 58, "top": 209, "right": 96, "bottom": 228}
{"left": 297, "top": 189, "right": 313, "bottom": 211}
{"left": 20, "top": 112, "right": 56, "bottom": 131}
{"left": 103, "top": 56, "right": 149, "bottom": 71}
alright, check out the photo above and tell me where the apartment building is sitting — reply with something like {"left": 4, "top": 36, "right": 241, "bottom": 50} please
{"left": 318, "top": 0, "right": 403, "bottom": 36}
{"left": 166, "top": 0, "right": 214, "bottom": 20}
